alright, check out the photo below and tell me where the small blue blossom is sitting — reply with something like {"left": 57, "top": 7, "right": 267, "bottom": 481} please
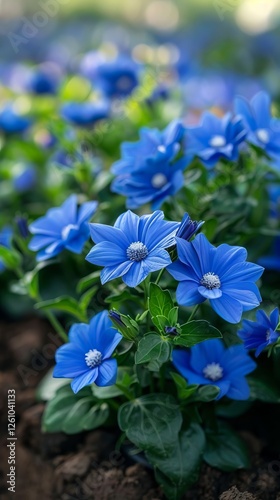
{"left": 53, "top": 311, "right": 122, "bottom": 394}
{"left": 92, "top": 55, "right": 139, "bottom": 98}
{"left": 13, "top": 165, "right": 37, "bottom": 192}
{"left": 0, "top": 105, "right": 31, "bottom": 134}
{"left": 238, "top": 308, "right": 280, "bottom": 357}
{"left": 186, "top": 112, "right": 247, "bottom": 168}
{"left": 61, "top": 101, "right": 109, "bottom": 127}
{"left": 0, "top": 226, "right": 13, "bottom": 272}
{"left": 26, "top": 67, "right": 59, "bottom": 95}
{"left": 235, "top": 91, "right": 280, "bottom": 165}
{"left": 172, "top": 339, "right": 256, "bottom": 400}
{"left": 111, "top": 120, "right": 188, "bottom": 209}
{"left": 168, "top": 234, "right": 264, "bottom": 324}
{"left": 86, "top": 210, "right": 179, "bottom": 287}
{"left": 176, "top": 213, "right": 204, "bottom": 241}
{"left": 29, "top": 195, "right": 98, "bottom": 261}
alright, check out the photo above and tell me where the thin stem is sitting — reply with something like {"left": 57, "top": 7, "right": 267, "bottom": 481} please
{"left": 45, "top": 310, "right": 68, "bottom": 343}
{"left": 188, "top": 304, "right": 200, "bottom": 322}
{"left": 155, "top": 268, "right": 165, "bottom": 286}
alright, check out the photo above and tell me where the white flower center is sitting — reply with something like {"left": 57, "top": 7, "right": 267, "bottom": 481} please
{"left": 200, "top": 272, "right": 221, "bottom": 290}
{"left": 61, "top": 224, "right": 78, "bottom": 240}
{"left": 127, "top": 241, "right": 148, "bottom": 261}
{"left": 151, "top": 173, "right": 168, "bottom": 188}
{"left": 203, "top": 362, "right": 223, "bottom": 381}
{"left": 209, "top": 135, "right": 226, "bottom": 148}
{"left": 157, "top": 145, "right": 166, "bottom": 154}
{"left": 85, "top": 349, "right": 102, "bottom": 368}
{"left": 256, "top": 128, "right": 270, "bottom": 144}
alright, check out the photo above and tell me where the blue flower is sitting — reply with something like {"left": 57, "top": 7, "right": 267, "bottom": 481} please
{"left": 26, "top": 67, "right": 59, "bottom": 95}
{"left": 176, "top": 213, "right": 204, "bottom": 241}
{"left": 186, "top": 112, "right": 247, "bottom": 168}
{"left": 90, "top": 55, "right": 139, "bottom": 98}
{"left": 53, "top": 311, "right": 122, "bottom": 394}
{"left": 86, "top": 210, "right": 179, "bottom": 287}
{"left": 112, "top": 120, "right": 185, "bottom": 175}
{"left": 0, "top": 105, "right": 31, "bottom": 134}
{"left": 29, "top": 195, "right": 98, "bottom": 261}
{"left": 172, "top": 339, "right": 256, "bottom": 400}
{"left": 13, "top": 165, "right": 37, "bottom": 192}
{"left": 61, "top": 101, "right": 109, "bottom": 127}
{"left": 111, "top": 120, "right": 188, "bottom": 209}
{"left": 235, "top": 91, "right": 280, "bottom": 165}
{"left": 0, "top": 226, "right": 13, "bottom": 272}
{"left": 168, "top": 234, "right": 264, "bottom": 324}
{"left": 238, "top": 308, "right": 280, "bottom": 357}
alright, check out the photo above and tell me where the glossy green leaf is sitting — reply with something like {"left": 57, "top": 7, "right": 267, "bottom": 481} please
{"left": 135, "top": 334, "right": 171, "bottom": 365}
{"left": 173, "top": 320, "right": 222, "bottom": 348}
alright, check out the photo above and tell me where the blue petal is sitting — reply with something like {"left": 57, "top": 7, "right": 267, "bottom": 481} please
{"left": 176, "top": 238, "right": 202, "bottom": 278}
{"left": 71, "top": 368, "right": 99, "bottom": 393}
{"left": 29, "top": 235, "right": 56, "bottom": 251}
{"left": 78, "top": 201, "right": 98, "bottom": 224}
{"left": 114, "top": 210, "right": 140, "bottom": 241}
{"left": 251, "top": 91, "right": 271, "bottom": 128}
{"left": 190, "top": 339, "right": 225, "bottom": 371}
{"left": 270, "top": 308, "right": 279, "bottom": 329}
{"left": 100, "top": 261, "right": 134, "bottom": 284}
{"left": 68, "top": 323, "right": 91, "bottom": 350}
{"left": 168, "top": 260, "right": 189, "bottom": 281}
{"left": 221, "top": 282, "right": 261, "bottom": 309}
{"left": 212, "top": 244, "right": 247, "bottom": 277}
{"left": 138, "top": 211, "right": 179, "bottom": 250}
{"left": 176, "top": 281, "right": 205, "bottom": 306}
{"left": 197, "top": 286, "right": 222, "bottom": 299}
{"left": 86, "top": 241, "right": 126, "bottom": 266}
{"left": 54, "top": 343, "right": 88, "bottom": 377}
{"left": 210, "top": 294, "right": 243, "bottom": 324}
{"left": 89, "top": 311, "right": 122, "bottom": 358}
{"left": 221, "top": 262, "right": 264, "bottom": 284}
{"left": 61, "top": 194, "right": 77, "bottom": 224}
{"left": 144, "top": 248, "right": 171, "bottom": 272}
{"left": 95, "top": 359, "right": 118, "bottom": 386}
{"left": 29, "top": 215, "right": 62, "bottom": 237}
{"left": 226, "top": 377, "right": 251, "bottom": 400}
{"left": 221, "top": 345, "right": 256, "bottom": 376}
{"left": 122, "top": 260, "right": 150, "bottom": 287}
{"left": 214, "top": 380, "right": 231, "bottom": 400}
{"left": 65, "top": 232, "right": 89, "bottom": 254}
{"left": 89, "top": 223, "right": 130, "bottom": 248}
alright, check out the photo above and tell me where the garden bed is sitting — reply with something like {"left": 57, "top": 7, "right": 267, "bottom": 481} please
{"left": 1, "top": 318, "right": 279, "bottom": 500}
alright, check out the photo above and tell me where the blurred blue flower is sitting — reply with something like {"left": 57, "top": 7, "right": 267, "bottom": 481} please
{"left": 176, "top": 213, "right": 204, "bottom": 241}
{"left": 235, "top": 91, "right": 280, "bottom": 165}
{"left": 146, "top": 84, "right": 170, "bottom": 107}
{"left": 53, "top": 311, "right": 122, "bottom": 394}
{"left": 168, "top": 234, "right": 263, "bottom": 324}
{"left": 0, "top": 106, "right": 31, "bottom": 134}
{"left": 172, "top": 339, "right": 256, "bottom": 400}
{"left": 186, "top": 112, "right": 247, "bottom": 168}
{"left": 111, "top": 120, "right": 188, "bottom": 209}
{"left": 238, "top": 308, "right": 280, "bottom": 356}
{"left": 90, "top": 55, "right": 139, "bottom": 98}
{"left": 13, "top": 165, "right": 37, "bottom": 192}
{"left": 26, "top": 67, "right": 59, "bottom": 95}
{"left": 61, "top": 101, "right": 109, "bottom": 127}
{"left": 29, "top": 195, "right": 98, "bottom": 261}
{"left": 258, "top": 237, "right": 280, "bottom": 271}
{"left": 86, "top": 210, "right": 179, "bottom": 287}
{"left": 0, "top": 226, "right": 13, "bottom": 272}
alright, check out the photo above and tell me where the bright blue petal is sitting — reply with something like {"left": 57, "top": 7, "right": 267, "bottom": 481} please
{"left": 89, "top": 311, "right": 122, "bottom": 358}
{"left": 176, "top": 238, "right": 202, "bottom": 278}
{"left": 197, "top": 286, "right": 222, "bottom": 299}
{"left": 114, "top": 210, "right": 140, "bottom": 241}
{"left": 71, "top": 368, "right": 99, "bottom": 393}
{"left": 86, "top": 241, "right": 126, "bottom": 266}
{"left": 29, "top": 235, "right": 57, "bottom": 251}
{"left": 226, "top": 377, "right": 251, "bottom": 400}
{"left": 270, "top": 308, "right": 279, "bottom": 329}
{"left": 251, "top": 91, "right": 271, "bottom": 128}
{"left": 176, "top": 280, "right": 205, "bottom": 306}
{"left": 100, "top": 261, "right": 134, "bottom": 284}
{"left": 77, "top": 201, "right": 98, "bottom": 224}
{"left": 168, "top": 260, "right": 189, "bottom": 281}
{"left": 210, "top": 294, "right": 243, "bottom": 323}
{"left": 89, "top": 223, "right": 130, "bottom": 248}
{"left": 95, "top": 359, "right": 118, "bottom": 386}
{"left": 192, "top": 234, "right": 216, "bottom": 275}
{"left": 68, "top": 323, "right": 91, "bottom": 350}
{"left": 144, "top": 248, "right": 171, "bottom": 272}
{"left": 122, "top": 260, "right": 150, "bottom": 287}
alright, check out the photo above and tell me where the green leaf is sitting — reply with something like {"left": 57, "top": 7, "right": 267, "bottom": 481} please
{"left": 118, "top": 394, "right": 182, "bottom": 453}
{"left": 42, "top": 385, "right": 109, "bottom": 434}
{"left": 79, "top": 286, "right": 98, "bottom": 313}
{"left": 153, "top": 424, "right": 205, "bottom": 500}
{"left": 91, "top": 367, "right": 135, "bottom": 399}
{"left": 168, "top": 307, "right": 178, "bottom": 326}
{"left": 173, "top": 320, "right": 222, "bottom": 348}
{"left": 0, "top": 246, "right": 21, "bottom": 269}
{"left": 105, "top": 289, "right": 139, "bottom": 304}
{"left": 190, "top": 385, "right": 220, "bottom": 402}
{"left": 204, "top": 421, "right": 250, "bottom": 472}
{"left": 35, "top": 296, "right": 87, "bottom": 322}
{"left": 36, "top": 369, "right": 70, "bottom": 401}
{"left": 149, "top": 283, "right": 174, "bottom": 320}
{"left": 77, "top": 271, "right": 101, "bottom": 293}
{"left": 170, "top": 372, "right": 198, "bottom": 400}
{"left": 248, "top": 375, "right": 280, "bottom": 403}
{"left": 135, "top": 334, "right": 171, "bottom": 365}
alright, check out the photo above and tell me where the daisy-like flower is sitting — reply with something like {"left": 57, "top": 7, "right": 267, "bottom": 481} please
{"left": 185, "top": 111, "right": 247, "bottom": 168}
{"left": 235, "top": 91, "right": 280, "bottom": 166}
{"left": 238, "top": 308, "right": 280, "bottom": 357}
{"left": 53, "top": 311, "right": 122, "bottom": 394}
{"left": 172, "top": 339, "right": 256, "bottom": 400}
{"left": 29, "top": 194, "right": 98, "bottom": 261}
{"left": 168, "top": 234, "right": 264, "bottom": 324}
{"left": 86, "top": 210, "right": 179, "bottom": 288}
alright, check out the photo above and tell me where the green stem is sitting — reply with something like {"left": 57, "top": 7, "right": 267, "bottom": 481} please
{"left": 155, "top": 268, "right": 165, "bottom": 286}
{"left": 44, "top": 310, "right": 68, "bottom": 343}
{"left": 188, "top": 304, "right": 200, "bottom": 322}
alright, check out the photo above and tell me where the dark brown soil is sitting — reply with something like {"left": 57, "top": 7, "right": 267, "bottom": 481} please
{"left": 0, "top": 318, "right": 280, "bottom": 500}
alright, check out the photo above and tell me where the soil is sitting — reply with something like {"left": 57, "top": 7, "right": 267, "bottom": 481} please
{"left": 1, "top": 317, "right": 280, "bottom": 500}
